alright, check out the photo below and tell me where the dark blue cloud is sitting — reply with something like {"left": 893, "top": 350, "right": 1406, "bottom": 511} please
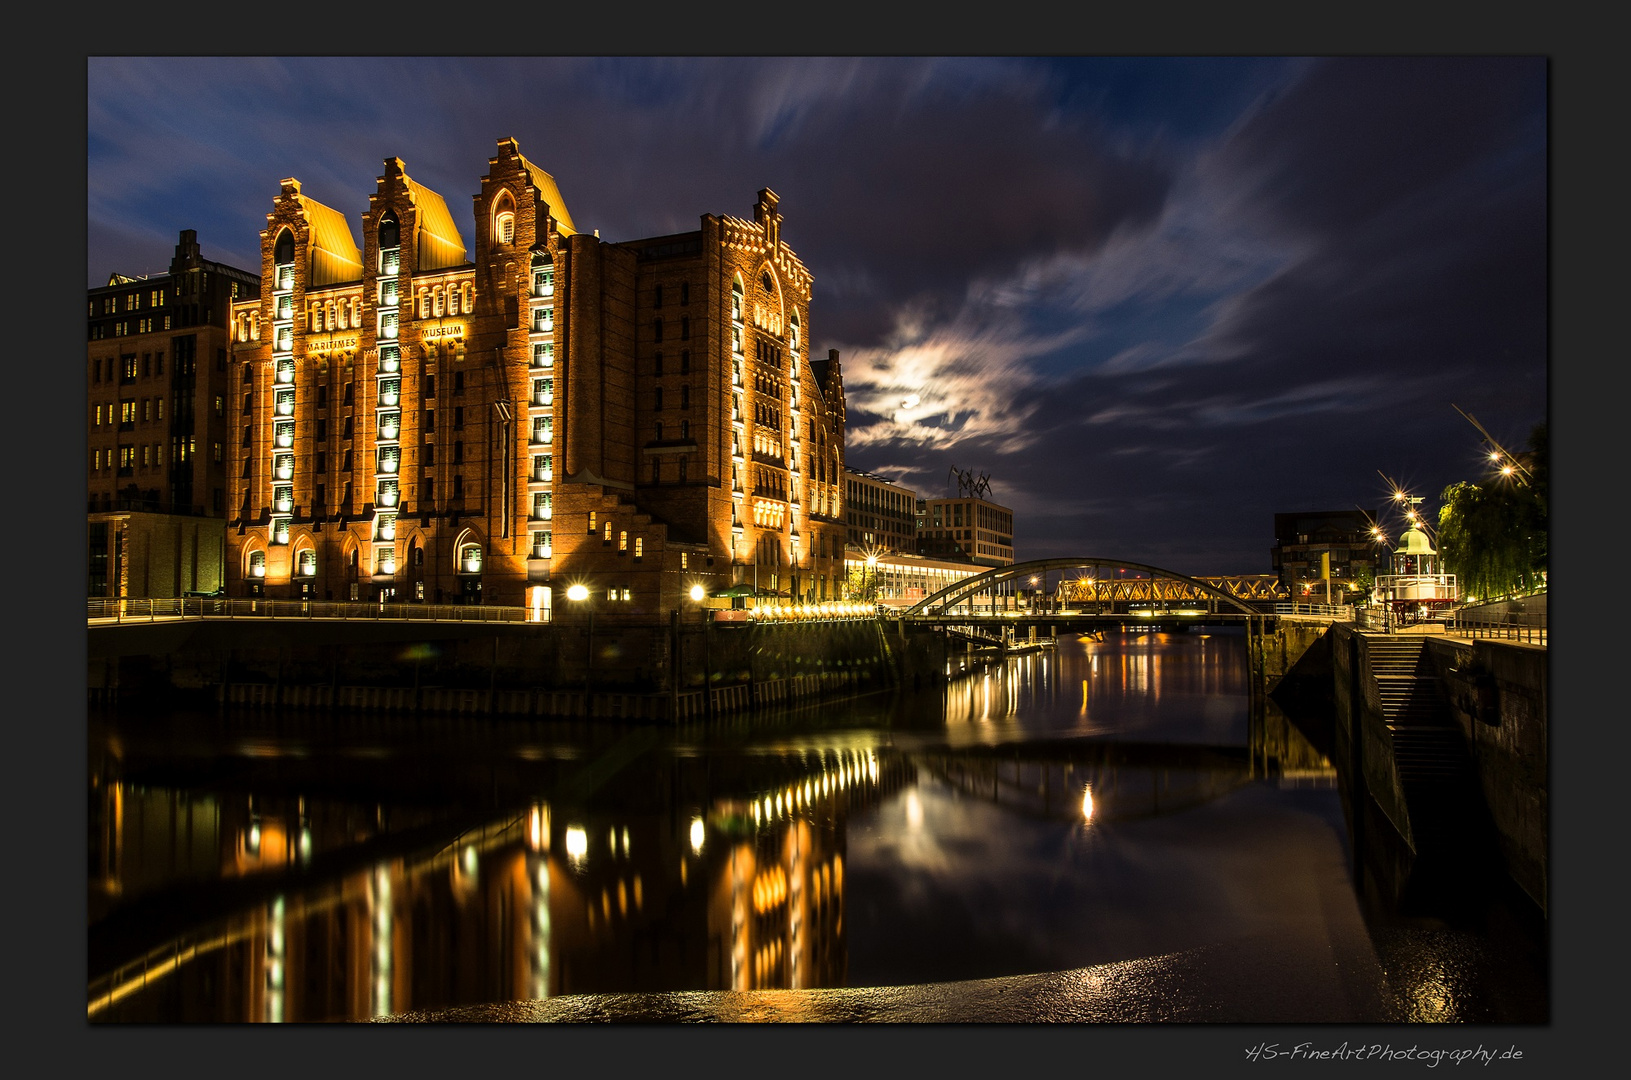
{"left": 86, "top": 56, "right": 1546, "bottom": 574}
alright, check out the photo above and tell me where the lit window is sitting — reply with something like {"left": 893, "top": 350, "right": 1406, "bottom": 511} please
{"left": 619, "top": 530, "right": 628, "bottom": 552}
{"left": 634, "top": 537, "right": 643, "bottom": 559}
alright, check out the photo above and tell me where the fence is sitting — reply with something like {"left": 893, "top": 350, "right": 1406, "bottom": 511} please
{"left": 1271, "top": 602, "right": 1354, "bottom": 619}
{"left": 87, "top": 597, "right": 532, "bottom": 624}
{"left": 1447, "top": 609, "right": 1548, "bottom": 645}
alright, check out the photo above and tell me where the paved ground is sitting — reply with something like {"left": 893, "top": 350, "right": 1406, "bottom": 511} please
{"left": 380, "top": 931, "right": 1392, "bottom": 1024}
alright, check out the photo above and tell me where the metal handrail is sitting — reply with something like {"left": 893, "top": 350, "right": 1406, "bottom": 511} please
{"left": 87, "top": 597, "right": 533, "bottom": 624}
{"left": 1447, "top": 611, "right": 1547, "bottom": 645}
{"left": 1270, "top": 602, "right": 1354, "bottom": 618}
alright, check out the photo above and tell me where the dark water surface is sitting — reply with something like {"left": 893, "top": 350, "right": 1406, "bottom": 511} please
{"left": 87, "top": 628, "right": 1545, "bottom": 1022}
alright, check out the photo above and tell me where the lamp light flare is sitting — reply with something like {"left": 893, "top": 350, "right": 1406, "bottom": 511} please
{"left": 1081, "top": 785, "right": 1095, "bottom": 823}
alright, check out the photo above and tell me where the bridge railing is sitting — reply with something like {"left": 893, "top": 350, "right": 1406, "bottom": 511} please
{"left": 87, "top": 597, "right": 533, "bottom": 624}
{"left": 1270, "top": 602, "right": 1354, "bottom": 619}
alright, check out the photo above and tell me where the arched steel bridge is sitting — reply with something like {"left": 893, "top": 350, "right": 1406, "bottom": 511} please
{"left": 900, "top": 558, "right": 1282, "bottom": 621}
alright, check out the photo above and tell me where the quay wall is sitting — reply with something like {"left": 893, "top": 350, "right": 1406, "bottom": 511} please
{"left": 1428, "top": 637, "right": 1548, "bottom": 914}
{"left": 88, "top": 616, "right": 894, "bottom": 721}
{"left": 1329, "top": 624, "right": 1547, "bottom": 914}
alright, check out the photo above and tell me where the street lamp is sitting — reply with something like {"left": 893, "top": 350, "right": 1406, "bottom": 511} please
{"left": 689, "top": 583, "right": 713, "bottom": 721}
{"left": 567, "top": 583, "right": 594, "bottom": 715}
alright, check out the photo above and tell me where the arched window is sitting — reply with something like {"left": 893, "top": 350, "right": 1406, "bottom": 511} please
{"left": 459, "top": 544, "right": 482, "bottom": 574}
{"left": 378, "top": 211, "right": 399, "bottom": 252}
{"left": 492, "top": 191, "right": 516, "bottom": 246}
{"left": 790, "top": 312, "right": 800, "bottom": 353}
{"left": 731, "top": 276, "right": 744, "bottom": 323}
{"left": 274, "top": 229, "right": 294, "bottom": 266}
{"left": 248, "top": 549, "right": 267, "bottom": 579}
{"left": 297, "top": 549, "right": 317, "bottom": 577}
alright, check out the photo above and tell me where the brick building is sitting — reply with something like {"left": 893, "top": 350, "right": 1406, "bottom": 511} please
{"left": 1270, "top": 510, "right": 1382, "bottom": 596}
{"left": 87, "top": 230, "right": 260, "bottom": 597}
{"left": 225, "top": 138, "right": 847, "bottom": 614}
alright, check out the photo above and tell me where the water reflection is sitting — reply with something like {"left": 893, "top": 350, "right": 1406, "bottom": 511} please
{"left": 87, "top": 629, "right": 1542, "bottom": 1023}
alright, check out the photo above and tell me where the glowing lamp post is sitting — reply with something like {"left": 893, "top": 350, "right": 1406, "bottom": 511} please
{"left": 689, "top": 583, "right": 713, "bottom": 721}
{"left": 567, "top": 584, "right": 594, "bottom": 716}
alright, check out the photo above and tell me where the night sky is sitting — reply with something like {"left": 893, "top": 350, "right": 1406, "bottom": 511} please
{"left": 86, "top": 57, "right": 1547, "bottom": 575}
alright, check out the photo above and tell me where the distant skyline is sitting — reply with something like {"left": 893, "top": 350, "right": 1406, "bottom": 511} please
{"left": 88, "top": 56, "right": 1547, "bottom": 574}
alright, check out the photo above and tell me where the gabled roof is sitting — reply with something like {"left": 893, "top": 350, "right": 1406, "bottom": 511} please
{"left": 519, "top": 156, "right": 577, "bottom": 236}
{"left": 404, "top": 176, "right": 468, "bottom": 270}
{"left": 300, "top": 195, "right": 362, "bottom": 285}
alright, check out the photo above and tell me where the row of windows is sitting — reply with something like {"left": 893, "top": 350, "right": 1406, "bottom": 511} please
{"left": 652, "top": 316, "right": 690, "bottom": 342}
{"left": 651, "top": 281, "right": 689, "bottom": 308}
{"left": 91, "top": 439, "right": 210, "bottom": 471}
{"left": 93, "top": 398, "right": 170, "bottom": 426}
{"left": 650, "top": 417, "right": 692, "bottom": 441}
{"left": 650, "top": 457, "right": 690, "bottom": 484}
{"left": 91, "top": 352, "right": 170, "bottom": 384}
{"left": 652, "top": 386, "right": 692, "bottom": 411}
{"left": 652, "top": 350, "right": 690, "bottom": 376}
{"left": 91, "top": 289, "right": 170, "bottom": 317}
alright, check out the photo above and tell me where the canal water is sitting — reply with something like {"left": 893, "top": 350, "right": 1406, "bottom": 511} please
{"left": 87, "top": 628, "right": 1546, "bottom": 1023}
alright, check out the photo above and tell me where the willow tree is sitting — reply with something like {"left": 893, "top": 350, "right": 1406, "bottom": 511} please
{"left": 1437, "top": 422, "right": 1547, "bottom": 600}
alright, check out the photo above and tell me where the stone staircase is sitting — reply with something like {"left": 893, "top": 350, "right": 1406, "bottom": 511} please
{"left": 1366, "top": 636, "right": 1493, "bottom": 872}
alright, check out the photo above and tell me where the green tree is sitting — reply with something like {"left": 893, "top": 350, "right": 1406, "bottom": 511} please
{"left": 1437, "top": 422, "right": 1547, "bottom": 600}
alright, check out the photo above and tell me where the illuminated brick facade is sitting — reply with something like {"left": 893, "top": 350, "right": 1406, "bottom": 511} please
{"left": 225, "top": 138, "right": 847, "bottom": 611}
{"left": 87, "top": 230, "right": 260, "bottom": 597}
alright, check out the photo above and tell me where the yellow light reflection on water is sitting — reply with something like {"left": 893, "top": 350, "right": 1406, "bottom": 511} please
{"left": 565, "top": 826, "right": 588, "bottom": 864}
{"left": 1081, "top": 784, "right": 1095, "bottom": 823}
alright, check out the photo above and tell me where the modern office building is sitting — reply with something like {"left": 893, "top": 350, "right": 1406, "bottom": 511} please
{"left": 1270, "top": 510, "right": 1383, "bottom": 596}
{"left": 915, "top": 495, "right": 1015, "bottom": 567}
{"left": 843, "top": 549, "right": 987, "bottom": 609}
{"left": 842, "top": 469, "right": 918, "bottom": 555}
{"left": 225, "top": 139, "right": 847, "bottom": 612}
{"left": 87, "top": 230, "right": 261, "bottom": 597}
